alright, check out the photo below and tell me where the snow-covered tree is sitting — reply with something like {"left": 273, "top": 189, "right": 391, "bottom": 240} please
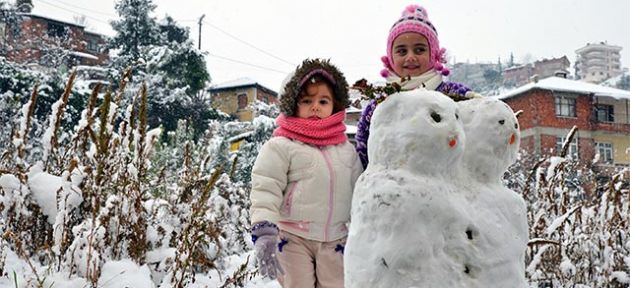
{"left": 109, "top": 0, "right": 160, "bottom": 63}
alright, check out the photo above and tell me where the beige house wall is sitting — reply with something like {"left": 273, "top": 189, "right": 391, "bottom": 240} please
{"left": 592, "top": 133, "right": 630, "bottom": 165}
{"left": 211, "top": 87, "right": 256, "bottom": 121}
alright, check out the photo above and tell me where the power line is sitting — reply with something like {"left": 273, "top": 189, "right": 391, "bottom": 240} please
{"left": 31, "top": 0, "right": 292, "bottom": 75}
{"left": 207, "top": 52, "right": 288, "bottom": 74}
{"left": 33, "top": 0, "right": 111, "bottom": 25}
{"left": 203, "top": 20, "right": 295, "bottom": 67}
{"left": 41, "top": 0, "right": 117, "bottom": 17}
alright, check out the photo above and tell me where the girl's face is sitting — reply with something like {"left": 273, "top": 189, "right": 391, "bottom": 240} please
{"left": 391, "top": 32, "right": 432, "bottom": 77}
{"left": 296, "top": 82, "right": 334, "bottom": 119}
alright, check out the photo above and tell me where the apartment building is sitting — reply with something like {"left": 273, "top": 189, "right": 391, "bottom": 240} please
{"left": 575, "top": 42, "right": 623, "bottom": 83}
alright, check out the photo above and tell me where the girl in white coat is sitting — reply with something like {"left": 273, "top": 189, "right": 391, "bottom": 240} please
{"left": 250, "top": 59, "right": 363, "bottom": 288}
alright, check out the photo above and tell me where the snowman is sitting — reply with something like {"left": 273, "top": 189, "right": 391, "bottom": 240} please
{"left": 457, "top": 97, "right": 528, "bottom": 287}
{"left": 345, "top": 90, "right": 482, "bottom": 288}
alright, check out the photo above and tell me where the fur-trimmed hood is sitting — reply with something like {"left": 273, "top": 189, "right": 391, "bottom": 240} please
{"left": 279, "top": 59, "right": 349, "bottom": 117}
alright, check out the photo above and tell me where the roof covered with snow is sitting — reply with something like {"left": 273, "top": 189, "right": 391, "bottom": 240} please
{"left": 19, "top": 13, "right": 84, "bottom": 28}
{"left": 210, "top": 77, "right": 277, "bottom": 95}
{"left": 497, "top": 76, "right": 630, "bottom": 100}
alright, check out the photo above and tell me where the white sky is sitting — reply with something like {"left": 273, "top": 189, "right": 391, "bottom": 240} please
{"left": 30, "top": 0, "right": 629, "bottom": 92}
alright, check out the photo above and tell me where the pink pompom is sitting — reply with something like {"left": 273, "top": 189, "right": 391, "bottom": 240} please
{"left": 434, "top": 63, "right": 444, "bottom": 71}
{"left": 441, "top": 68, "right": 450, "bottom": 76}
{"left": 380, "top": 69, "right": 390, "bottom": 78}
{"left": 404, "top": 5, "right": 417, "bottom": 14}
{"left": 403, "top": 4, "right": 428, "bottom": 18}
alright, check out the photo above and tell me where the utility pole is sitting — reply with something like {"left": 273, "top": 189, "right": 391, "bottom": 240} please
{"left": 198, "top": 14, "right": 205, "bottom": 50}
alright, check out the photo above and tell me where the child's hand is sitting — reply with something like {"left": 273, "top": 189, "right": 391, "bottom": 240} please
{"left": 251, "top": 221, "right": 284, "bottom": 279}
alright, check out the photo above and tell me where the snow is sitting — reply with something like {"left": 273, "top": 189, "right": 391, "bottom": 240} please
{"left": 98, "top": 260, "right": 154, "bottom": 288}
{"left": 27, "top": 163, "right": 63, "bottom": 224}
{"left": 345, "top": 124, "right": 357, "bottom": 135}
{"left": 345, "top": 91, "right": 528, "bottom": 287}
{"left": 545, "top": 206, "right": 580, "bottom": 235}
{"left": 70, "top": 51, "right": 99, "bottom": 60}
{"left": 211, "top": 77, "right": 259, "bottom": 90}
{"left": 497, "top": 76, "right": 630, "bottom": 100}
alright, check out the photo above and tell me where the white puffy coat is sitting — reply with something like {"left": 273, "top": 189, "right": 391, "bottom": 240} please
{"left": 250, "top": 136, "right": 363, "bottom": 242}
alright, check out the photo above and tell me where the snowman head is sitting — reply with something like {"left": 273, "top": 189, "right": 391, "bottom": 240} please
{"left": 458, "top": 97, "right": 520, "bottom": 182}
{"left": 368, "top": 89, "right": 465, "bottom": 176}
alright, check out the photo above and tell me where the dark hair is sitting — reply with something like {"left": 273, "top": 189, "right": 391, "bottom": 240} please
{"left": 279, "top": 59, "right": 349, "bottom": 117}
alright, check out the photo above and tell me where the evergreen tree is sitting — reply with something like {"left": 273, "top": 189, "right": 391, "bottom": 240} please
{"left": 109, "top": 0, "right": 160, "bottom": 63}
{"left": 15, "top": 0, "right": 32, "bottom": 12}
{"left": 497, "top": 56, "right": 503, "bottom": 73}
{"left": 159, "top": 15, "right": 189, "bottom": 45}
{"left": 616, "top": 74, "right": 630, "bottom": 91}
{"left": 508, "top": 52, "right": 515, "bottom": 67}
{"left": 140, "top": 16, "right": 214, "bottom": 138}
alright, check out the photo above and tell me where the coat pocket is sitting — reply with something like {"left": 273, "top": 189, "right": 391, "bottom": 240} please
{"left": 281, "top": 181, "right": 299, "bottom": 216}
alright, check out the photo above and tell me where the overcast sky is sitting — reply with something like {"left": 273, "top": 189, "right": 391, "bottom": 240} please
{"left": 31, "top": 0, "right": 629, "bottom": 92}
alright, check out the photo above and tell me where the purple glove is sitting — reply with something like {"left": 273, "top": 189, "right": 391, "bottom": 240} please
{"left": 251, "top": 221, "right": 284, "bottom": 279}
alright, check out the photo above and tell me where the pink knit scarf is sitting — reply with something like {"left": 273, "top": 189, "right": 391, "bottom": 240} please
{"left": 273, "top": 111, "right": 348, "bottom": 146}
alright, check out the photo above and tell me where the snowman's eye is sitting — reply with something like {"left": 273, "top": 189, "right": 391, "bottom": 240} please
{"left": 431, "top": 111, "right": 442, "bottom": 123}
{"left": 498, "top": 120, "right": 505, "bottom": 125}
{"left": 514, "top": 123, "right": 519, "bottom": 129}
{"left": 455, "top": 113, "right": 459, "bottom": 120}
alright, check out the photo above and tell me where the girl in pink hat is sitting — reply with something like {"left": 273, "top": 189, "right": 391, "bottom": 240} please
{"left": 249, "top": 59, "right": 363, "bottom": 287}
{"left": 355, "top": 4, "right": 480, "bottom": 168}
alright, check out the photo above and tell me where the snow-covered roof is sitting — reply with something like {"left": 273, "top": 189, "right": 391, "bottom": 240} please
{"left": 346, "top": 106, "right": 362, "bottom": 113}
{"left": 497, "top": 76, "right": 630, "bottom": 100}
{"left": 210, "top": 77, "right": 277, "bottom": 95}
{"left": 18, "top": 12, "right": 84, "bottom": 28}
{"left": 70, "top": 51, "right": 98, "bottom": 60}
{"left": 212, "top": 77, "right": 259, "bottom": 90}
{"left": 227, "top": 131, "right": 254, "bottom": 143}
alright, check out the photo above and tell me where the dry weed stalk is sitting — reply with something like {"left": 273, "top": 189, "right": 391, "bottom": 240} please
{"left": 15, "top": 83, "right": 39, "bottom": 160}
{"left": 170, "top": 166, "right": 224, "bottom": 288}
{"left": 219, "top": 256, "right": 256, "bottom": 288}
{"left": 43, "top": 70, "right": 77, "bottom": 170}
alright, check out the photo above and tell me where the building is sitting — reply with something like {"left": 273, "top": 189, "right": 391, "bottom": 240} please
{"left": 498, "top": 76, "right": 630, "bottom": 170}
{"left": 575, "top": 42, "right": 623, "bottom": 83}
{"left": 503, "top": 56, "right": 570, "bottom": 87}
{"left": 449, "top": 62, "right": 501, "bottom": 91}
{"left": 209, "top": 78, "right": 278, "bottom": 122}
{"left": 0, "top": 12, "right": 108, "bottom": 67}
{"left": 503, "top": 64, "right": 534, "bottom": 87}
{"left": 533, "top": 56, "right": 570, "bottom": 79}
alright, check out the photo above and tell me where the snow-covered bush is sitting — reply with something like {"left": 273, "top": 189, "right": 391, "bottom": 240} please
{"left": 0, "top": 70, "right": 261, "bottom": 287}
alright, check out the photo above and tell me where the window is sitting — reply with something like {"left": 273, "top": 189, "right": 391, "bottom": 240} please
{"left": 556, "top": 136, "right": 578, "bottom": 159}
{"left": 262, "top": 95, "right": 269, "bottom": 104}
{"left": 595, "top": 142, "right": 613, "bottom": 164}
{"left": 47, "top": 22, "right": 67, "bottom": 38}
{"left": 87, "top": 38, "right": 99, "bottom": 53}
{"left": 237, "top": 93, "right": 248, "bottom": 110}
{"left": 555, "top": 96, "right": 576, "bottom": 117}
{"left": 595, "top": 104, "right": 614, "bottom": 122}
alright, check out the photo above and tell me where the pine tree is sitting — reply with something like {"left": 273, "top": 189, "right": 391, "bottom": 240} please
{"left": 109, "top": 0, "right": 160, "bottom": 63}
{"left": 15, "top": 0, "right": 32, "bottom": 13}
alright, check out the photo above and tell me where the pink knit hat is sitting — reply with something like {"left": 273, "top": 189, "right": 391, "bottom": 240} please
{"left": 381, "top": 4, "right": 449, "bottom": 77}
